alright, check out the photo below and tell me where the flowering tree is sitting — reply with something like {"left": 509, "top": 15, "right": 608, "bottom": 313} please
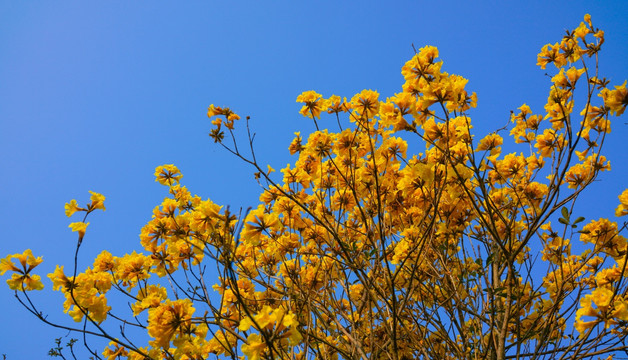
{"left": 2, "top": 14, "right": 628, "bottom": 360}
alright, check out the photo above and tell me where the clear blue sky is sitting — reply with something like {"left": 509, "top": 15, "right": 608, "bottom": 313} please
{"left": 1, "top": 2, "right": 627, "bottom": 358}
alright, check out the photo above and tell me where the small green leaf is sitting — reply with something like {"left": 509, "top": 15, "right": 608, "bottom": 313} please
{"left": 573, "top": 216, "right": 585, "bottom": 224}
{"left": 558, "top": 218, "right": 569, "bottom": 225}
{"left": 561, "top": 206, "right": 570, "bottom": 221}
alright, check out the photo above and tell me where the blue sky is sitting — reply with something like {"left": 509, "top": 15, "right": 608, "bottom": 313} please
{"left": 1, "top": 1, "right": 627, "bottom": 358}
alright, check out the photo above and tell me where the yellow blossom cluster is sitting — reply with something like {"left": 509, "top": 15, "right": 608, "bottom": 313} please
{"left": 1, "top": 14, "right": 627, "bottom": 360}
{"left": 0, "top": 249, "right": 44, "bottom": 291}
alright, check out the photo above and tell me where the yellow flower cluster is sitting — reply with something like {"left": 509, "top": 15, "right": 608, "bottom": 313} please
{"left": 65, "top": 190, "right": 106, "bottom": 217}
{"left": 147, "top": 299, "right": 196, "bottom": 349}
{"left": 239, "top": 305, "right": 302, "bottom": 360}
{"left": 198, "top": 14, "right": 627, "bottom": 358}
{"left": 47, "top": 264, "right": 112, "bottom": 323}
{"left": 2, "top": 13, "right": 627, "bottom": 360}
{"left": 65, "top": 191, "right": 106, "bottom": 241}
{"left": 0, "top": 249, "right": 44, "bottom": 291}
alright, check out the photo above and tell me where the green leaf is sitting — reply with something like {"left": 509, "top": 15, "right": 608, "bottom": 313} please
{"left": 573, "top": 216, "right": 585, "bottom": 224}
{"left": 561, "top": 206, "right": 570, "bottom": 221}
{"left": 486, "top": 253, "right": 494, "bottom": 265}
{"left": 558, "top": 217, "right": 569, "bottom": 225}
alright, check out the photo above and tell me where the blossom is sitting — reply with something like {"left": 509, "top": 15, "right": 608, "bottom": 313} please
{"left": 241, "top": 333, "right": 265, "bottom": 360}
{"left": 477, "top": 133, "right": 503, "bottom": 151}
{"left": 6, "top": 272, "right": 44, "bottom": 291}
{"left": 102, "top": 342, "right": 128, "bottom": 360}
{"left": 154, "top": 164, "right": 183, "bottom": 186}
{"left": 131, "top": 284, "right": 167, "bottom": 316}
{"left": 296, "top": 90, "right": 328, "bottom": 119}
{"left": 64, "top": 199, "right": 82, "bottom": 217}
{"left": 1, "top": 250, "right": 44, "bottom": 291}
{"left": 88, "top": 191, "right": 106, "bottom": 211}
{"left": 326, "top": 95, "right": 348, "bottom": 114}
{"left": 0, "top": 255, "right": 20, "bottom": 275}
{"left": 69, "top": 222, "right": 89, "bottom": 238}
{"left": 47, "top": 265, "right": 71, "bottom": 291}
{"left": 349, "top": 89, "right": 380, "bottom": 118}
{"left": 600, "top": 80, "right": 628, "bottom": 116}
{"left": 147, "top": 299, "right": 195, "bottom": 349}
{"left": 93, "top": 251, "right": 116, "bottom": 272}
{"left": 616, "top": 189, "right": 628, "bottom": 217}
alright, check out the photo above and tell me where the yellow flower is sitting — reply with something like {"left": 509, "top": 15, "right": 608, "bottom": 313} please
{"left": 613, "top": 298, "right": 628, "bottom": 321}
{"left": 1, "top": 250, "right": 44, "bottom": 291}
{"left": 537, "top": 43, "right": 566, "bottom": 70}
{"left": 591, "top": 287, "right": 614, "bottom": 310}
{"left": 551, "top": 67, "right": 585, "bottom": 88}
{"left": 535, "top": 129, "right": 565, "bottom": 157}
{"left": 296, "top": 90, "right": 328, "bottom": 119}
{"left": 616, "top": 189, "right": 628, "bottom": 217}
{"left": 64, "top": 199, "right": 82, "bottom": 217}
{"left": 0, "top": 254, "right": 20, "bottom": 275}
{"left": 1, "top": 249, "right": 43, "bottom": 276}
{"left": 573, "top": 21, "right": 591, "bottom": 40}
{"left": 600, "top": 80, "right": 628, "bottom": 117}
{"left": 69, "top": 222, "right": 89, "bottom": 238}
{"left": 402, "top": 45, "right": 441, "bottom": 82}
{"left": 131, "top": 284, "right": 167, "bottom": 316}
{"left": 564, "top": 163, "right": 593, "bottom": 189}
{"left": 579, "top": 218, "right": 626, "bottom": 259}
{"left": 288, "top": 132, "right": 303, "bottom": 155}
{"left": 88, "top": 191, "right": 106, "bottom": 211}
{"left": 241, "top": 333, "right": 265, "bottom": 360}
{"left": 207, "top": 104, "right": 240, "bottom": 121}
{"left": 7, "top": 272, "right": 44, "bottom": 291}
{"left": 349, "top": 89, "right": 380, "bottom": 118}
{"left": 102, "top": 342, "right": 128, "bottom": 360}
{"left": 154, "top": 164, "right": 183, "bottom": 186}
{"left": 584, "top": 14, "right": 592, "bottom": 27}
{"left": 476, "top": 133, "right": 503, "bottom": 151}
{"left": 116, "top": 251, "right": 151, "bottom": 288}
{"left": 147, "top": 299, "right": 195, "bottom": 349}
{"left": 254, "top": 305, "right": 278, "bottom": 329}
{"left": 85, "top": 293, "right": 110, "bottom": 323}
{"left": 16, "top": 249, "right": 43, "bottom": 269}
{"left": 47, "top": 265, "right": 71, "bottom": 291}
{"left": 241, "top": 205, "right": 280, "bottom": 246}
{"left": 326, "top": 94, "right": 347, "bottom": 114}
{"left": 93, "top": 251, "right": 116, "bottom": 272}
{"left": 238, "top": 316, "right": 254, "bottom": 331}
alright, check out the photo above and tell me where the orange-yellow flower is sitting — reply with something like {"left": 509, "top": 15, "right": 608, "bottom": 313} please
{"left": 616, "top": 189, "right": 628, "bottom": 217}
{"left": 47, "top": 265, "right": 71, "bottom": 291}
{"left": 102, "top": 342, "right": 129, "bottom": 360}
{"left": 64, "top": 199, "right": 82, "bottom": 217}
{"left": 69, "top": 222, "right": 89, "bottom": 238}
{"left": 241, "top": 333, "right": 265, "bottom": 360}
{"left": 6, "top": 272, "right": 44, "bottom": 291}
{"left": 154, "top": 164, "right": 183, "bottom": 186}
{"left": 600, "top": 80, "right": 628, "bottom": 116}
{"left": 88, "top": 191, "right": 106, "bottom": 211}
{"left": 1, "top": 250, "right": 44, "bottom": 291}
{"left": 147, "top": 299, "right": 195, "bottom": 349}
{"left": 349, "top": 89, "right": 380, "bottom": 118}
{"left": 296, "top": 91, "right": 328, "bottom": 119}
{"left": 1, "top": 249, "right": 43, "bottom": 274}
